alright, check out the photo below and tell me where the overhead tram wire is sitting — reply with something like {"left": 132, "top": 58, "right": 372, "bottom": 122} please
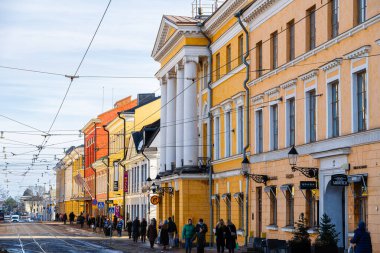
{"left": 35, "top": 0, "right": 113, "bottom": 159}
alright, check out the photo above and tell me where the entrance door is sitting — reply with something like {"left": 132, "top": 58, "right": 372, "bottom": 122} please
{"left": 256, "top": 187, "right": 262, "bottom": 237}
{"left": 324, "top": 181, "right": 345, "bottom": 248}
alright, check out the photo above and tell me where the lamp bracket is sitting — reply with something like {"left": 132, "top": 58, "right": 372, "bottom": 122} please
{"left": 244, "top": 172, "right": 269, "bottom": 185}
{"left": 291, "top": 166, "right": 318, "bottom": 179}
{"left": 156, "top": 186, "right": 174, "bottom": 196}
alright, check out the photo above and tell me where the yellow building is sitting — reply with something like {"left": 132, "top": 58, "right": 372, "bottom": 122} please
{"left": 240, "top": 0, "right": 380, "bottom": 251}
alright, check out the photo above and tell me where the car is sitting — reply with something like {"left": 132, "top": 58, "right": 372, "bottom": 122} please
{"left": 11, "top": 215, "right": 20, "bottom": 222}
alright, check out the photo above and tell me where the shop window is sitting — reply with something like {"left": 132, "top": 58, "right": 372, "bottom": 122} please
{"left": 305, "top": 189, "right": 319, "bottom": 228}
{"left": 265, "top": 186, "right": 277, "bottom": 226}
{"left": 233, "top": 192, "right": 244, "bottom": 230}
{"left": 350, "top": 175, "right": 368, "bottom": 228}
{"left": 281, "top": 184, "right": 294, "bottom": 227}
{"left": 222, "top": 193, "right": 232, "bottom": 222}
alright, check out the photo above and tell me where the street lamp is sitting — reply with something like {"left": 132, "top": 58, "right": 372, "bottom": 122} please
{"left": 150, "top": 175, "right": 174, "bottom": 196}
{"left": 240, "top": 156, "right": 268, "bottom": 185}
{"left": 288, "top": 145, "right": 318, "bottom": 179}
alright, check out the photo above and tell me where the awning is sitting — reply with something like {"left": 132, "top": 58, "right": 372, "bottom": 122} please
{"left": 280, "top": 184, "right": 294, "bottom": 198}
{"left": 348, "top": 174, "right": 368, "bottom": 197}
{"left": 221, "top": 193, "right": 231, "bottom": 205}
{"left": 233, "top": 192, "right": 244, "bottom": 203}
{"left": 211, "top": 194, "right": 220, "bottom": 205}
{"left": 264, "top": 186, "right": 276, "bottom": 198}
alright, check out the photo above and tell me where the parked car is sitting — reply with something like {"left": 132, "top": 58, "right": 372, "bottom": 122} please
{"left": 11, "top": 215, "right": 20, "bottom": 222}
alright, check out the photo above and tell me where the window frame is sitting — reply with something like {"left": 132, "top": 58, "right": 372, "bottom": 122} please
{"left": 270, "top": 103, "right": 279, "bottom": 151}
{"left": 287, "top": 20, "right": 295, "bottom": 61}
{"left": 226, "top": 44, "right": 232, "bottom": 73}
{"left": 357, "top": 0, "right": 366, "bottom": 24}
{"left": 214, "top": 116, "right": 220, "bottom": 160}
{"left": 225, "top": 110, "right": 232, "bottom": 157}
{"left": 237, "top": 105, "right": 244, "bottom": 154}
{"left": 255, "top": 109, "right": 263, "bottom": 154}
{"left": 286, "top": 97, "right": 296, "bottom": 147}
{"left": 238, "top": 34, "right": 244, "bottom": 66}
{"left": 307, "top": 6, "right": 316, "bottom": 50}
{"left": 216, "top": 53, "right": 221, "bottom": 80}
{"left": 271, "top": 31, "right": 278, "bottom": 69}
{"left": 256, "top": 41, "right": 263, "bottom": 77}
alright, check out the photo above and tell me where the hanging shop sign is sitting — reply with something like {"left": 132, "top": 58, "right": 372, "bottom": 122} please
{"left": 300, "top": 181, "right": 318, "bottom": 190}
{"left": 331, "top": 174, "right": 349, "bottom": 186}
{"left": 113, "top": 181, "right": 119, "bottom": 191}
{"left": 113, "top": 161, "right": 119, "bottom": 191}
{"left": 124, "top": 171, "right": 128, "bottom": 193}
{"left": 150, "top": 195, "right": 160, "bottom": 205}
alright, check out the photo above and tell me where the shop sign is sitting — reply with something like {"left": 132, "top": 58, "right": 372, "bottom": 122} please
{"left": 124, "top": 171, "right": 128, "bottom": 193}
{"left": 331, "top": 174, "right": 349, "bottom": 186}
{"left": 150, "top": 195, "right": 160, "bottom": 205}
{"left": 300, "top": 181, "right": 318, "bottom": 190}
{"left": 113, "top": 181, "right": 119, "bottom": 191}
{"left": 105, "top": 200, "right": 114, "bottom": 204}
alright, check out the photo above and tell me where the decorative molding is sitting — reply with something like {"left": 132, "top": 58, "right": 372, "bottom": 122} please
{"left": 280, "top": 79, "right": 297, "bottom": 90}
{"left": 299, "top": 70, "right": 318, "bottom": 81}
{"left": 210, "top": 106, "right": 221, "bottom": 116}
{"left": 248, "top": 14, "right": 380, "bottom": 87}
{"left": 251, "top": 94, "right": 264, "bottom": 105}
{"left": 310, "top": 147, "right": 351, "bottom": 159}
{"left": 184, "top": 56, "right": 199, "bottom": 64}
{"left": 264, "top": 87, "right": 280, "bottom": 97}
{"left": 166, "top": 71, "right": 176, "bottom": 79}
{"left": 243, "top": 0, "right": 279, "bottom": 23}
{"left": 233, "top": 92, "right": 245, "bottom": 106}
{"left": 320, "top": 58, "right": 342, "bottom": 72}
{"left": 203, "top": 0, "right": 246, "bottom": 36}
{"left": 221, "top": 99, "right": 233, "bottom": 111}
{"left": 344, "top": 45, "right": 371, "bottom": 59}
{"left": 175, "top": 62, "right": 184, "bottom": 72}
{"left": 160, "top": 76, "right": 167, "bottom": 85}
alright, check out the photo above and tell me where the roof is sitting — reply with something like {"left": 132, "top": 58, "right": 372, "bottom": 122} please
{"left": 164, "top": 15, "right": 200, "bottom": 25}
{"left": 23, "top": 189, "right": 33, "bottom": 197}
{"left": 121, "top": 96, "right": 160, "bottom": 114}
{"left": 131, "top": 119, "right": 160, "bottom": 154}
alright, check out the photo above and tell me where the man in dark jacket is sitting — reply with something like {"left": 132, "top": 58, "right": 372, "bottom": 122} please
{"left": 350, "top": 221, "right": 372, "bottom": 253}
{"left": 195, "top": 218, "right": 208, "bottom": 253}
{"left": 132, "top": 217, "right": 140, "bottom": 242}
{"left": 127, "top": 219, "right": 133, "bottom": 239}
{"left": 69, "top": 212, "right": 75, "bottom": 225}
{"left": 168, "top": 217, "right": 178, "bottom": 248}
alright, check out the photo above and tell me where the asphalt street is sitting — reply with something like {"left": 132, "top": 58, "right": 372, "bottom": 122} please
{"left": 0, "top": 222, "right": 221, "bottom": 253}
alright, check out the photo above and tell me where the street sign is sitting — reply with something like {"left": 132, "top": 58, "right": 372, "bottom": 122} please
{"left": 92, "top": 199, "right": 97, "bottom": 205}
{"left": 300, "top": 181, "right": 318, "bottom": 190}
{"left": 331, "top": 174, "right": 349, "bottom": 186}
{"left": 108, "top": 207, "right": 115, "bottom": 214}
{"left": 105, "top": 200, "right": 114, "bottom": 204}
{"left": 97, "top": 202, "right": 105, "bottom": 209}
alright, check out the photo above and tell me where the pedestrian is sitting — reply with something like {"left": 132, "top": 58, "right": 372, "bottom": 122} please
{"left": 147, "top": 218, "right": 158, "bottom": 249}
{"left": 160, "top": 220, "right": 169, "bottom": 250}
{"left": 182, "top": 218, "right": 196, "bottom": 253}
{"left": 91, "top": 216, "right": 96, "bottom": 232}
{"left": 79, "top": 213, "right": 85, "bottom": 228}
{"left": 86, "top": 213, "right": 91, "bottom": 228}
{"left": 132, "top": 217, "right": 141, "bottom": 243}
{"left": 63, "top": 213, "right": 67, "bottom": 225}
{"left": 113, "top": 215, "right": 118, "bottom": 230}
{"left": 168, "top": 216, "right": 178, "bottom": 248}
{"left": 350, "top": 221, "right": 372, "bottom": 253}
{"left": 127, "top": 219, "right": 133, "bottom": 239}
{"left": 116, "top": 218, "right": 124, "bottom": 237}
{"left": 55, "top": 213, "right": 59, "bottom": 222}
{"left": 140, "top": 218, "right": 148, "bottom": 243}
{"left": 225, "top": 220, "right": 237, "bottom": 253}
{"left": 69, "top": 212, "right": 75, "bottom": 225}
{"left": 195, "top": 218, "right": 208, "bottom": 253}
{"left": 215, "top": 219, "right": 226, "bottom": 253}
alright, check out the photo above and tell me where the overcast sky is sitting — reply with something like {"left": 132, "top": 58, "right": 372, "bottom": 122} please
{"left": 0, "top": 0, "right": 193, "bottom": 197}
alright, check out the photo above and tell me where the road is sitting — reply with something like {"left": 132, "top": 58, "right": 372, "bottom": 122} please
{"left": 0, "top": 222, "right": 196, "bottom": 253}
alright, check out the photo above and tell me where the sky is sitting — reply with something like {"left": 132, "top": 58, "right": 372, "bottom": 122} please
{"left": 0, "top": 0, "right": 194, "bottom": 198}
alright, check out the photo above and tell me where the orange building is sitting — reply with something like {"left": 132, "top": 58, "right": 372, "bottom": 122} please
{"left": 81, "top": 96, "right": 137, "bottom": 215}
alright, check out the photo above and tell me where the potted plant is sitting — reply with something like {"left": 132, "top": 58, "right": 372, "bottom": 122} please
{"left": 314, "top": 213, "right": 339, "bottom": 253}
{"left": 289, "top": 213, "right": 311, "bottom": 253}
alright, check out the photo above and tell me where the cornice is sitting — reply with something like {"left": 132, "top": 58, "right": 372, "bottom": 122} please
{"left": 320, "top": 58, "right": 342, "bottom": 72}
{"left": 299, "top": 69, "right": 318, "bottom": 81}
{"left": 264, "top": 87, "right": 280, "bottom": 97}
{"left": 280, "top": 79, "right": 297, "bottom": 90}
{"left": 343, "top": 45, "right": 371, "bottom": 59}
{"left": 243, "top": 0, "right": 278, "bottom": 23}
{"left": 221, "top": 98, "right": 233, "bottom": 111}
{"left": 251, "top": 94, "right": 264, "bottom": 105}
{"left": 203, "top": 0, "right": 246, "bottom": 36}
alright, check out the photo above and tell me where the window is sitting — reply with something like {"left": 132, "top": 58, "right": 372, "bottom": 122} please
{"left": 306, "top": 90, "right": 316, "bottom": 143}
{"left": 238, "top": 193, "right": 244, "bottom": 229}
{"left": 237, "top": 105, "right": 244, "bottom": 154}
{"left": 305, "top": 189, "right": 319, "bottom": 228}
{"left": 271, "top": 31, "right": 278, "bottom": 69}
{"left": 270, "top": 104, "right": 278, "bottom": 151}
{"left": 353, "top": 177, "right": 368, "bottom": 227}
{"left": 215, "top": 116, "right": 220, "bottom": 160}
{"left": 287, "top": 20, "right": 295, "bottom": 61}
{"left": 216, "top": 53, "right": 221, "bottom": 80}
{"left": 238, "top": 34, "right": 244, "bottom": 65}
{"left": 357, "top": 0, "right": 366, "bottom": 24}
{"left": 330, "top": 0, "right": 339, "bottom": 38}
{"left": 356, "top": 71, "right": 367, "bottom": 132}
{"left": 330, "top": 81, "right": 340, "bottom": 137}
{"left": 307, "top": 6, "right": 316, "bottom": 50}
{"left": 256, "top": 110, "right": 263, "bottom": 153}
{"left": 202, "top": 62, "right": 208, "bottom": 90}
{"left": 226, "top": 44, "right": 231, "bottom": 73}
{"left": 225, "top": 111, "right": 231, "bottom": 157}
{"left": 256, "top": 41, "right": 263, "bottom": 77}
{"left": 285, "top": 185, "right": 294, "bottom": 226}
{"left": 287, "top": 98, "right": 296, "bottom": 146}
{"left": 269, "top": 187, "right": 277, "bottom": 225}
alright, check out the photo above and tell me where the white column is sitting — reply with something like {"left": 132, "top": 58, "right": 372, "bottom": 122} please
{"left": 159, "top": 78, "right": 167, "bottom": 173}
{"left": 183, "top": 56, "right": 199, "bottom": 167}
{"left": 175, "top": 63, "right": 184, "bottom": 168}
{"left": 166, "top": 71, "right": 176, "bottom": 171}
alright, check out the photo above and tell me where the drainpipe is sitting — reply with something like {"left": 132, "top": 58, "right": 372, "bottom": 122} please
{"left": 235, "top": 10, "right": 250, "bottom": 247}
{"left": 103, "top": 125, "right": 110, "bottom": 218}
{"left": 118, "top": 112, "right": 127, "bottom": 228}
{"left": 198, "top": 22, "right": 214, "bottom": 247}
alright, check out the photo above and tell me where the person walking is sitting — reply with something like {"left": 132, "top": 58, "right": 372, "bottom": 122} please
{"left": 132, "top": 217, "right": 141, "bottom": 243}
{"left": 182, "top": 218, "right": 196, "bottom": 253}
{"left": 195, "top": 218, "right": 208, "bottom": 253}
{"left": 104, "top": 217, "right": 112, "bottom": 236}
{"left": 55, "top": 213, "right": 59, "bottom": 222}
{"left": 62, "top": 213, "right": 67, "bottom": 225}
{"left": 147, "top": 218, "right": 158, "bottom": 249}
{"left": 116, "top": 218, "right": 124, "bottom": 237}
{"left": 127, "top": 219, "right": 133, "bottom": 239}
{"left": 160, "top": 220, "right": 170, "bottom": 251}
{"left": 86, "top": 213, "right": 91, "bottom": 228}
{"left": 113, "top": 215, "right": 118, "bottom": 230}
{"left": 215, "top": 219, "right": 226, "bottom": 253}
{"left": 91, "top": 216, "right": 96, "bottom": 232}
{"left": 79, "top": 213, "right": 85, "bottom": 228}
{"left": 225, "top": 220, "right": 237, "bottom": 253}
{"left": 69, "top": 212, "right": 75, "bottom": 225}
{"left": 350, "top": 221, "right": 372, "bottom": 253}
{"left": 140, "top": 218, "right": 148, "bottom": 243}
{"left": 168, "top": 217, "right": 178, "bottom": 248}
